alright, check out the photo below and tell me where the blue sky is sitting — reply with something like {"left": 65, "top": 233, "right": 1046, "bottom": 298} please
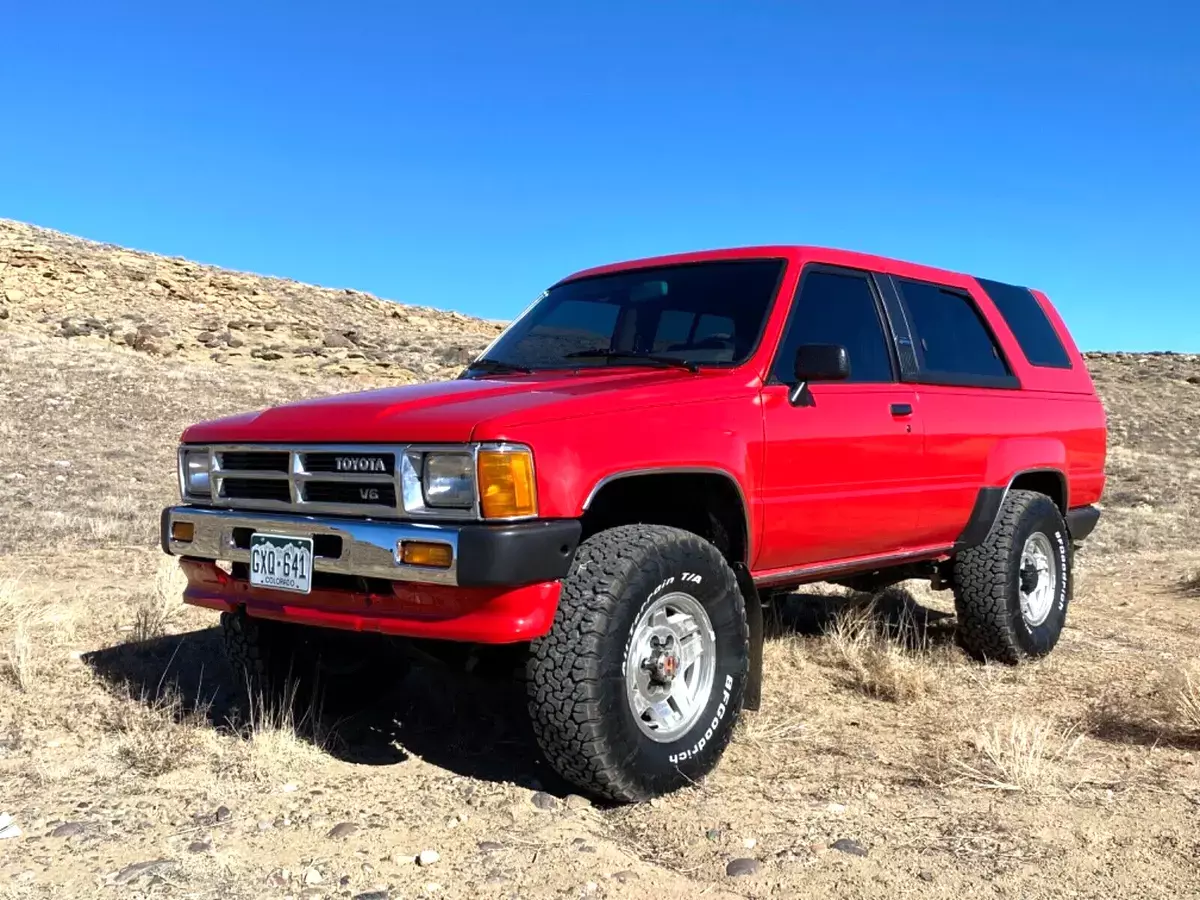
{"left": 1, "top": 1, "right": 1196, "bottom": 351}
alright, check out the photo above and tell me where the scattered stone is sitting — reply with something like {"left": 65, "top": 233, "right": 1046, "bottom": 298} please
{"left": 187, "top": 840, "right": 211, "bottom": 853}
{"left": 353, "top": 891, "right": 390, "bottom": 900}
{"left": 303, "top": 866, "right": 324, "bottom": 885}
{"left": 113, "top": 859, "right": 176, "bottom": 885}
{"left": 257, "top": 819, "right": 274, "bottom": 831}
{"left": 477, "top": 841, "right": 505, "bottom": 853}
{"left": 282, "top": 783, "right": 298, "bottom": 793}
{"left": 328, "top": 822, "right": 360, "bottom": 839}
{"left": 611, "top": 870, "right": 638, "bottom": 884}
{"left": 919, "top": 870, "right": 935, "bottom": 882}
{"left": 0, "top": 813, "right": 20, "bottom": 840}
{"left": 705, "top": 828, "right": 722, "bottom": 841}
{"left": 50, "top": 822, "right": 86, "bottom": 838}
{"left": 743, "top": 837, "right": 757, "bottom": 849}
{"left": 831, "top": 838, "right": 867, "bottom": 857}
{"left": 726, "top": 858, "right": 761, "bottom": 878}
{"left": 1187, "top": 375, "right": 1200, "bottom": 385}
{"left": 417, "top": 849, "right": 440, "bottom": 867}
{"left": 584, "top": 881, "right": 599, "bottom": 894}
{"left": 564, "top": 794, "right": 592, "bottom": 810}
{"left": 4, "top": 289, "right": 25, "bottom": 303}
{"left": 809, "top": 842, "right": 828, "bottom": 855}
{"left": 266, "top": 868, "right": 291, "bottom": 888}
{"left": 215, "top": 805, "right": 232, "bottom": 823}
{"left": 531, "top": 792, "right": 558, "bottom": 811}
{"left": 825, "top": 802, "right": 847, "bottom": 814}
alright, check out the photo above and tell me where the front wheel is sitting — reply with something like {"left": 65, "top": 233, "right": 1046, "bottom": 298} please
{"left": 527, "top": 525, "right": 749, "bottom": 802}
{"left": 221, "top": 612, "right": 409, "bottom": 711}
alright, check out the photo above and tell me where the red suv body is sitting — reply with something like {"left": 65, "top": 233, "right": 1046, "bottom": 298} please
{"left": 163, "top": 245, "right": 1106, "bottom": 801}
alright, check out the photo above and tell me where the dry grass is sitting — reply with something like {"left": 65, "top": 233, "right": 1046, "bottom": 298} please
{"left": 1165, "top": 663, "right": 1200, "bottom": 732}
{"left": 104, "top": 687, "right": 205, "bottom": 777}
{"left": 952, "top": 718, "right": 1083, "bottom": 792}
{"left": 4, "top": 619, "right": 34, "bottom": 693}
{"left": 825, "top": 593, "right": 941, "bottom": 704}
{"left": 131, "top": 559, "right": 187, "bottom": 642}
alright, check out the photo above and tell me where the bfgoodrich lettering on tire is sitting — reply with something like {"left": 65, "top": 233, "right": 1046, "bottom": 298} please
{"left": 953, "top": 489, "right": 1072, "bottom": 663}
{"left": 526, "top": 524, "right": 749, "bottom": 802}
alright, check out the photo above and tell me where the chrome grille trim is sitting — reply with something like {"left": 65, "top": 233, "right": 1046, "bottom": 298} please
{"left": 180, "top": 443, "right": 533, "bottom": 521}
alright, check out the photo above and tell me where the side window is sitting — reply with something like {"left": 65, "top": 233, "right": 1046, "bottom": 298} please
{"left": 772, "top": 269, "right": 894, "bottom": 383}
{"left": 976, "top": 278, "right": 1072, "bottom": 368}
{"left": 896, "top": 279, "right": 1011, "bottom": 381}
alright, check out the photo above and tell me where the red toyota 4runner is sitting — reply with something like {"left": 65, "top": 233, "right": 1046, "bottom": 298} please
{"left": 162, "top": 246, "right": 1106, "bottom": 801}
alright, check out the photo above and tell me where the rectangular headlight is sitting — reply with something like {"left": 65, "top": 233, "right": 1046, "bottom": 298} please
{"left": 477, "top": 447, "right": 537, "bottom": 519}
{"left": 180, "top": 448, "right": 211, "bottom": 498}
{"left": 422, "top": 452, "right": 475, "bottom": 508}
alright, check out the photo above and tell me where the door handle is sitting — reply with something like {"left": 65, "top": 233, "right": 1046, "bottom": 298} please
{"left": 890, "top": 403, "right": 913, "bottom": 417}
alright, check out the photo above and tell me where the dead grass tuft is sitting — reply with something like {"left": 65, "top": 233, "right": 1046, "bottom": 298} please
{"left": 104, "top": 688, "right": 207, "bottom": 777}
{"left": 1165, "top": 664, "right": 1200, "bottom": 732}
{"left": 0, "top": 580, "right": 35, "bottom": 693}
{"left": 131, "top": 560, "right": 187, "bottom": 642}
{"left": 218, "top": 681, "right": 331, "bottom": 781}
{"left": 825, "top": 594, "right": 940, "bottom": 703}
{"left": 952, "top": 718, "right": 1082, "bottom": 792}
{"left": 4, "top": 619, "right": 34, "bottom": 693}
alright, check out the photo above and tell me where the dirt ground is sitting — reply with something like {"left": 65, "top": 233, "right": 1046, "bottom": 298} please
{"left": 3, "top": 226, "right": 1200, "bottom": 899}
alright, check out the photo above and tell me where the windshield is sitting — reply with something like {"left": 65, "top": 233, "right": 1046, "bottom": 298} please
{"left": 471, "top": 259, "right": 786, "bottom": 372}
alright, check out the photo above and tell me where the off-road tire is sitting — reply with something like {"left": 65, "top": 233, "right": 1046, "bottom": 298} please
{"left": 953, "top": 489, "right": 1071, "bottom": 663}
{"left": 221, "top": 612, "right": 409, "bottom": 710}
{"left": 527, "top": 525, "right": 749, "bottom": 802}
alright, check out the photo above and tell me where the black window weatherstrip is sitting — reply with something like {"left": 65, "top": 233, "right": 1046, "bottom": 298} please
{"left": 872, "top": 273, "right": 920, "bottom": 382}
{"left": 765, "top": 262, "right": 899, "bottom": 385}
{"left": 887, "top": 276, "right": 1023, "bottom": 391}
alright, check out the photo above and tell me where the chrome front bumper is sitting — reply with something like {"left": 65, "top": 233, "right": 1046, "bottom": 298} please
{"left": 161, "top": 506, "right": 462, "bottom": 586}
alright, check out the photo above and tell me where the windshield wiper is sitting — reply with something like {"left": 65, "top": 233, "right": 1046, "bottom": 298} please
{"left": 563, "top": 349, "right": 699, "bottom": 373}
{"left": 463, "top": 357, "right": 533, "bottom": 377}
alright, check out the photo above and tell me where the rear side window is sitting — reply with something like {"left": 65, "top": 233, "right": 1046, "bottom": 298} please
{"left": 896, "top": 279, "right": 1012, "bottom": 383}
{"left": 976, "top": 278, "right": 1072, "bottom": 368}
{"left": 773, "top": 269, "right": 894, "bottom": 383}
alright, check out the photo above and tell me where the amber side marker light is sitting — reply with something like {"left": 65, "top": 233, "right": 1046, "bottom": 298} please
{"left": 400, "top": 541, "right": 454, "bottom": 569}
{"left": 171, "top": 521, "right": 195, "bottom": 542}
{"left": 477, "top": 448, "right": 537, "bottom": 519}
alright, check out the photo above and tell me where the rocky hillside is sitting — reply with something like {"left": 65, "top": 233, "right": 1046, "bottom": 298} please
{"left": 0, "top": 218, "right": 502, "bottom": 382}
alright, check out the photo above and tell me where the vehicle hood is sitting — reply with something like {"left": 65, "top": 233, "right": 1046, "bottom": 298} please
{"left": 181, "top": 368, "right": 746, "bottom": 444}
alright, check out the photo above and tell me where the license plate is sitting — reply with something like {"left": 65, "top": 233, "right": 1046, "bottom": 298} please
{"left": 249, "top": 533, "right": 314, "bottom": 594}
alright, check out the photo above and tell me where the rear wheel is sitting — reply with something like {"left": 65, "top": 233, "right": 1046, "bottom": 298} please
{"left": 221, "top": 612, "right": 409, "bottom": 711}
{"left": 527, "top": 525, "right": 749, "bottom": 802}
{"left": 953, "top": 489, "right": 1071, "bottom": 663}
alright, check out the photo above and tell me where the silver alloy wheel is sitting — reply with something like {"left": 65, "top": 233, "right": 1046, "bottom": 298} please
{"left": 1019, "top": 532, "right": 1057, "bottom": 627}
{"left": 625, "top": 591, "right": 717, "bottom": 743}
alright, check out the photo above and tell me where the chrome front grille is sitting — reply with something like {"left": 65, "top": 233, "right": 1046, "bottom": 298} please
{"left": 203, "top": 445, "right": 407, "bottom": 518}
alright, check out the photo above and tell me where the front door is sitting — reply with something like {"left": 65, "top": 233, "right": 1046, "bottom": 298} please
{"left": 756, "top": 266, "right": 924, "bottom": 571}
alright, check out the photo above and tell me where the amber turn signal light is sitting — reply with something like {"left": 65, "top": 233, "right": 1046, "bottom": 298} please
{"left": 477, "top": 448, "right": 537, "bottom": 519}
{"left": 400, "top": 541, "right": 454, "bottom": 569}
{"left": 170, "top": 521, "right": 195, "bottom": 542}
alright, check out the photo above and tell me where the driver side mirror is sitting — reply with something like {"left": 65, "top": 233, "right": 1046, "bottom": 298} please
{"left": 789, "top": 344, "right": 850, "bottom": 406}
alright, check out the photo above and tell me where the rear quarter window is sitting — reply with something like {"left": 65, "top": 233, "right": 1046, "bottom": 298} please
{"left": 976, "top": 278, "right": 1072, "bottom": 369}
